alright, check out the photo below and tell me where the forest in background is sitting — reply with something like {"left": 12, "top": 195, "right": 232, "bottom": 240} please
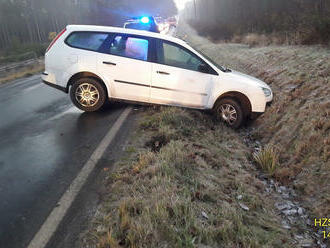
{"left": 0, "top": 0, "right": 177, "bottom": 59}
{"left": 183, "top": 0, "right": 330, "bottom": 45}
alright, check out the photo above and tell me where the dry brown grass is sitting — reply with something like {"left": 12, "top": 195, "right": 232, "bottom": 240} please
{"left": 0, "top": 62, "right": 44, "bottom": 84}
{"left": 82, "top": 107, "right": 294, "bottom": 248}
{"left": 80, "top": 24, "right": 329, "bottom": 247}
{"left": 179, "top": 24, "right": 330, "bottom": 218}
{"left": 242, "top": 33, "right": 270, "bottom": 47}
{"left": 230, "top": 30, "right": 330, "bottom": 47}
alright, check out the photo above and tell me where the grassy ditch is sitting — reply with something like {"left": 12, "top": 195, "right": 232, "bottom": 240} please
{"left": 177, "top": 24, "right": 330, "bottom": 219}
{"left": 82, "top": 107, "right": 295, "bottom": 248}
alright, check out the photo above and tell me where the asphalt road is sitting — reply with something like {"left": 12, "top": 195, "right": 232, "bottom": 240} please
{"left": 0, "top": 75, "right": 130, "bottom": 247}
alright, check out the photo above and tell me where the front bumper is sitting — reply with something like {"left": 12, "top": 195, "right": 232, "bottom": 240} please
{"left": 251, "top": 98, "right": 273, "bottom": 120}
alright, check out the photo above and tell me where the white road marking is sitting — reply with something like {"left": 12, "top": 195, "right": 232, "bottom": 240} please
{"left": 48, "top": 106, "right": 83, "bottom": 121}
{"left": 27, "top": 106, "right": 132, "bottom": 248}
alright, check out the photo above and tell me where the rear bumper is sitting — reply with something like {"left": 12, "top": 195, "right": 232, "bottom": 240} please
{"left": 42, "top": 71, "right": 68, "bottom": 93}
{"left": 42, "top": 79, "right": 68, "bottom": 93}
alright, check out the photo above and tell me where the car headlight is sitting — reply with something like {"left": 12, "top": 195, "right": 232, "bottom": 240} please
{"left": 261, "top": 87, "right": 272, "bottom": 97}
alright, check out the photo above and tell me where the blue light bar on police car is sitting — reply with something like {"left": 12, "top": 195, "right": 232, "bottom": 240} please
{"left": 140, "top": 17, "right": 150, "bottom": 24}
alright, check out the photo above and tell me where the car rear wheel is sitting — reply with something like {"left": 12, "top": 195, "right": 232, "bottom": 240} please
{"left": 70, "top": 78, "right": 106, "bottom": 112}
{"left": 215, "top": 98, "right": 244, "bottom": 128}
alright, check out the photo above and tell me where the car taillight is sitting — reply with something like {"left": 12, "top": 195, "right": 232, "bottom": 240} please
{"left": 46, "top": 28, "right": 67, "bottom": 53}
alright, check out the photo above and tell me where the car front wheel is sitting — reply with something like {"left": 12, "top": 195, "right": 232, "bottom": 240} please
{"left": 70, "top": 78, "right": 106, "bottom": 112}
{"left": 215, "top": 98, "right": 244, "bottom": 128}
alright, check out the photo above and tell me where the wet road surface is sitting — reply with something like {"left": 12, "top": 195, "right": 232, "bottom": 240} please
{"left": 0, "top": 75, "right": 129, "bottom": 247}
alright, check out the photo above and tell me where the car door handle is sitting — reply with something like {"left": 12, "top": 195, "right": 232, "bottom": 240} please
{"left": 103, "top": 61, "right": 116, "bottom": 66}
{"left": 157, "top": 71, "right": 170, "bottom": 75}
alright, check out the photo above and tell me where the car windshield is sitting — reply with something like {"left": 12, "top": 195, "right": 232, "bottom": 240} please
{"left": 192, "top": 47, "right": 227, "bottom": 72}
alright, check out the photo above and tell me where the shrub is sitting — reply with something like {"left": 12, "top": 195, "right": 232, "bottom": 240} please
{"left": 242, "top": 33, "right": 271, "bottom": 47}
{"left": 231, "top": 34, "right": 242, "bottom": 43}
{"left": 48, "top": 32, "right": 57, "bottom": 41}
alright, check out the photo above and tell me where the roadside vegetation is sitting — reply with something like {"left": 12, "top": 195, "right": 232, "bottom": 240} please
{"left": 0, "top": 42, "right": 47, "bottom": 66}
{"left": 0, "top": 0, "right": 177, "bottom": 83}
{"left": 0, "top": 61, "right": 44, "bottom": 84}
{"left": 82, "top": 107, "right": 296, "bottom": 247}
{"left": 0, "top": 37, "right": 46, "bottom": 84}
{"left": 177, "top": 24, "right": 330, "bottom": 220}
{"left": 80, "top": 21, "right": 329, "bottom": 247}
{"left": 183, "top": 0, "right": 330, "bottom": 46}
{"left": 0, "top": 0, "right": 177, "bottom": 53}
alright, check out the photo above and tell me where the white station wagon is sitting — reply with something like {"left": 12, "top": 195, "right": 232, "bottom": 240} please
{"left": 42, "top": 25, "right": 273, "bottom": 128}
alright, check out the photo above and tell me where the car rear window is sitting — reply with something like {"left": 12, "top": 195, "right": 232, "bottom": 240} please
{"left": 66, "top": 32, "right": 108, "bottom": 51}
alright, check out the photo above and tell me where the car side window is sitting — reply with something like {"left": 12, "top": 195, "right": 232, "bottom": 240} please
{"left": 109, "top": 35, "right": 149, "bottom": 61}
{"left": 157, "top": 41, "right": 205, "bottom": 72}
{"left": 66, "top": 32, "right": 108, "bottom": 51}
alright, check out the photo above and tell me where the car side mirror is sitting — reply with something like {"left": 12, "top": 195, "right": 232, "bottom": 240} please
{"left": 198, "top": 63, "right": 210, "bottom": 73}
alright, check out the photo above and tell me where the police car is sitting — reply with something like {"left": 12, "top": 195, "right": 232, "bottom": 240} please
{"left": 124, "top": 16, "right": 159, "bottom": 33}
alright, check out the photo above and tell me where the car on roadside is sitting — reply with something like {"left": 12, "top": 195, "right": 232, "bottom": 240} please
{"left": 42, "top": 25, "right": 273, "bottom": 128}
{"left": 167, "top": 16, "right": 177, "bottom": 28}
{"left": 154, "top": 16, "right": 169, "bottom": 33}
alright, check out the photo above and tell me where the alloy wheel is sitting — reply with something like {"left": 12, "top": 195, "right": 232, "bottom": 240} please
{"left": 219, "top": 104, "right": 238, "bottom": 125}
{"left": 75, "top": 83, "right": 100, "bottom": 107}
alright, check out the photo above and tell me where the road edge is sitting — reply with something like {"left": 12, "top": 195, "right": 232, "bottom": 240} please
{"left": 27, "top": 106, "right": 132, "bottom": 248}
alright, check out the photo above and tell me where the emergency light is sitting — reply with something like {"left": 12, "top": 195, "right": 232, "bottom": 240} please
{"left": 140, "top": 16, "right": 150, "bottom": 24}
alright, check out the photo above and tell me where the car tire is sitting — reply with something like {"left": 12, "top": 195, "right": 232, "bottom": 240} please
{"left": 70, "top": 78, "right": 106, "bottom": 112}
{"left": 214, "top": 98, "right": 244, "bottom": 128}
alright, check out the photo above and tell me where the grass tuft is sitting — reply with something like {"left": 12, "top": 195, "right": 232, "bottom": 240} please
{"left": 253, "top": 145, "right": 279, "bottom": 176}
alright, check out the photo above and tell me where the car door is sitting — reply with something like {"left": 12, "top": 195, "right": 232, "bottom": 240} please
{"left": 150, "top": 40, "right": 216, "bottom": 108}
{"left": 97, "top": 34, "right": 152, "bottom": 102}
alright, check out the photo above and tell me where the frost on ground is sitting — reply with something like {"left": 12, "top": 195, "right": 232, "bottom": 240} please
{"left": 177, "top": 23, "right": 329, "bottom": 247}
{"left": 82, "top": 107, "right": 299, "bottom": 248}
{"left": 80, "top": 25, "right": 329, "bottom": 248}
